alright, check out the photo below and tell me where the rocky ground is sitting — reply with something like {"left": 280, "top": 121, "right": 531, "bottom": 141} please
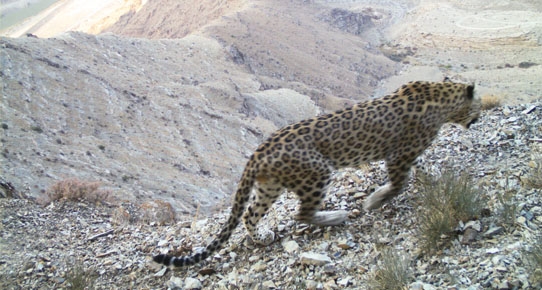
{"left": 1, "top": 101, "right": 540, "bottom": 289}
{"left": 1, "top": 0, "right": 542, "bottom": 288}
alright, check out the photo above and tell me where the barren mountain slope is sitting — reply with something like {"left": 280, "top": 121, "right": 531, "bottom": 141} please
{"left": 106, "top": 0, "right": 399, "bottom": 109}
{"left": 1, "top": 0, "right": 400, "bottom": 216}
{"left": 107, "top": 0, "right": 247, "bottom": 39}
{"left": 0, "top": 32, "right": 324, "bottom": 214}
{"left": 368, "top": 0, "right": 542, "bottom": 103}
{"left": 0, "top": 0, "right": 146, "bottom": 38}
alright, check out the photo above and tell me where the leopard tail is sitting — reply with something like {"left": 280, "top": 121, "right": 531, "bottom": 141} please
{"left": 153, "top": 158, "right": 257, "bottom": 267}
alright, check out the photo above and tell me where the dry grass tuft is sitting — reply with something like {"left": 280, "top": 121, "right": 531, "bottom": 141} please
{"left": 525, "top": 235, "right": 542, "bottom": 286}
{"left": 496, "top": 178, "right": 518, "bottom": 229}
{"left": 524, "top": 154, "right": 542, "bottom": 189}
{"left": 65, "top": 260, "right": 97, "bottom": 290}
{"left": 480, "top": 95, "right": 503, "bottom": 110}
{"left": 415, "top": 168, "right": 486, "bottom": 253}
{"left": 40, "top": 178, "right": 112, "bottom": 206}
{"left": 111, "top": 200, "right": 176, "bottom": 225}
{"left": 368, "top": 248, "right": 412, "bottom": 290}
{"left": 111, "top": 205, "right": 133, "bottom": 225}
{"left": 139, "top": 199, "right": 177, "bottom": 225}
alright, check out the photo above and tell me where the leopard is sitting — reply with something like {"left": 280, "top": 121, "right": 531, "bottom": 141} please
{"left": 153, "top": 80, "right": 481, "bottom": 267}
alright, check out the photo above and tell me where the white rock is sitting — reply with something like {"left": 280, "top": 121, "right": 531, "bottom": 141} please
{"left": 167, "top": 276, "right": 183, "bottom": 289}
{"left": 248, "top": 255, "right": 260, "bottom": 262}
{"left": 262, "top": 280, "right": 276, "bottom": 288}
{"left": 195, "top": 219, "right": 208, "bottom": 228}
{"left": 337, "top": 276, "right": 352, "bottom": 286}
{"left": 464, "top": 220, "right": 481, "bottom": 231}
{"left": 305, "top": 280, "right": 319, "bottom": 290}
{"left": 483, "top": 226, "right": 503, "bottom": 237}
{"left": 184, "top": 277, "right": 202, "bottom": 290}
{"left": 251, "top": 261, "right": 267, "bottom": 272}
{"left": 410, "top": 282, "right": 437, "bottom": 290}
{"left": 300, "top": 252, "right": 332, "bottom": 266}
{"left": 282, "top": 240, "right": 300, "bottom": 253}
{"left": 486, "top": 248, "right": 500, "bottom": 254}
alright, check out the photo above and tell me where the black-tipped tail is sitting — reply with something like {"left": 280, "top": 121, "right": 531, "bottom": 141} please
{"left": 153, "top": 254, "right": 171, "bottom": 265}
{"left": 153, "top": 252, "right": 209, "bottom": 267}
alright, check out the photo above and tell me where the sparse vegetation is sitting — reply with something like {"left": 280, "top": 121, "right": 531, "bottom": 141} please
{"left": 111, "top": 205, "right": 133, "bottom": 225}
{"left": 368, "top": 248, "right": 412, "bottom": 290}
{"left": 481, "top": 95, "right": 502, "bottom": 110}
{"left": 518, "top": 61, "right": 538, "bottom": 69}
{"left": 524, "top": 154, "right": 542, "bottom": 189}
{"left": 525, "top": 235, "right": 542, "bottom": 285}
{"left": 139, "top": 199, "right": 176, "bottom": 225}
{"left": 496, "top": 178, "right": 518, "bottom": 229}
{"left": 65, "top": 260, "right": 97, "bottom": 290}
{"left": 415, "top": 168, "right": 486, "bottom": 252}
{"left": 40, "top": 178, "right": 112, "bottom": 206}
{"left": 31, "top": 125, "right": 43, "bottom": 133}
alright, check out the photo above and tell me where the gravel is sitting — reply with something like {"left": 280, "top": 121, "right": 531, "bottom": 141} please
{"left": 1, "top": 101, "right": 541, "bottom": 289}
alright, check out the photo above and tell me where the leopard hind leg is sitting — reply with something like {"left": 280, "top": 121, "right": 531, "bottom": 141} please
{"left": 242, "top": 178, "right": 283, "bottom": 245}
{"left": 364, "top": 158, "right": 413, "bottom": 211}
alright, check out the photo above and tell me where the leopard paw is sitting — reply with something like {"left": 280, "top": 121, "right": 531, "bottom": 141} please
{"left": 309, "top": 210, "right": 349, "bottom": 226}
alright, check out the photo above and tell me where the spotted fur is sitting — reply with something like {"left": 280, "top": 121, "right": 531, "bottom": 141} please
{"left": 153, "top": 80, "right": 481, "bottom": 267}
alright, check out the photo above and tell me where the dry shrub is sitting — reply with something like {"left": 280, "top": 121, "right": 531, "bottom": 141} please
{"left": 496, "top": 182, "right": 517, "bottom": 229}
{"left": 524, "top": 154, "right": 542, "bottom": 189}
{"left": 480, "top": 95, "right": 502, "bottom": 110}
{"left": 368, "top": 248, "right": 412, "bottom": 290}
{"left": 111, "top": 206, "right": 132, "bottom": 225}
{"left": 111, "top": 200, "right": 176, "bottom": 225}
{"left": 525, "top": 235, "right": 542, "bottom": 285}
{"left": 41, "top": 178, "right": 112, "bottom": 206}
{"left": 415, "top": 168, "right": 486, "bottom": 253}
{"left": 65, "top": 259, "right": 97, "bottom": 290}
{"left": 139, "top": 199, "right": 176, "bottom": 225}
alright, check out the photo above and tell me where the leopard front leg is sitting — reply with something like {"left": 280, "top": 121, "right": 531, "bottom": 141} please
{"left": 295, "top": 169, "right": 348, "bottom": 226}
{"left": 363, "top": 160, "right": 413, "bottom": 211}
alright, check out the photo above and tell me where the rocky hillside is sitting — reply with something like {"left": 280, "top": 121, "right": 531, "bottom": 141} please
{"left": 0, "top": 32, "right": 322, "bottom": 214}
{"left": 2, "top": 0, "right": 541, "bottom": 217}
{"left": 107, "top": 0, "right": 398, "bottom": 107}
{"left": 1, "top": 0, "right": 398, "bottom": 215}
{"left": 1, "top": 102, "right": 540, "bottom": 289}
{"left": 1, "top": 0, "right": 541, "bottom": 289}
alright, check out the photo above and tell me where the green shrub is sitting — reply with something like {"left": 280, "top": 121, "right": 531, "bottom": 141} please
{"left": 31, "top": 125, "right": 43, "bottom": 133}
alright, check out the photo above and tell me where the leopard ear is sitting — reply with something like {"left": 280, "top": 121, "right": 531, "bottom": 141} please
{"left": 443, "top": 76, "right": 452, "bottom": 82}
{"left": 466, "top": 84, "right": 475, "bottom": 99}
